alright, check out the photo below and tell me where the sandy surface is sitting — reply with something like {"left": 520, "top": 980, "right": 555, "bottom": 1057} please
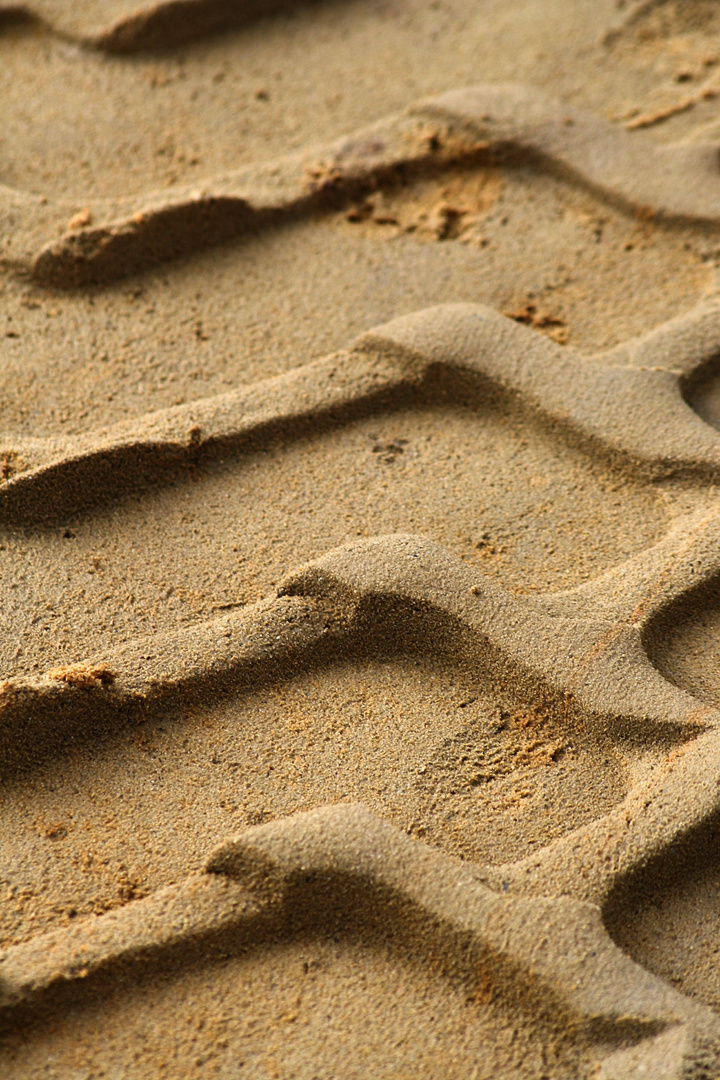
{"left": 5, "top": 0, "right": 720, "bottom": 1076}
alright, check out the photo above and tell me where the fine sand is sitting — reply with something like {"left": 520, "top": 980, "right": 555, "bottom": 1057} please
{"left": 5, "top": 1, "right": 720, "bottom": 1077}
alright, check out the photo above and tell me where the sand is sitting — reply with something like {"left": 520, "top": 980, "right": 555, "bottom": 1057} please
{"left": 5, "top": 0, "right": 720, "bottom": 1076}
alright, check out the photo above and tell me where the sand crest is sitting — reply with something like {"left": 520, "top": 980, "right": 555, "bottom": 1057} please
{"left": 6, "top": 2, "right": 720, "bottom": 1077}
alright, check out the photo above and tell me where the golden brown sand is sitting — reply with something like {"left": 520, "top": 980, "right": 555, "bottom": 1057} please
{"left": 5, "top": 1, "right": 720, "bottom": 1076}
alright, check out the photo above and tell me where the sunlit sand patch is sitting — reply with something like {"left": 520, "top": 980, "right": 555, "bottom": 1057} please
{"left": 0, "top": 929, "right": 590, "bottom": 1079}
{"left": 0, "top": 654, "right": 628, "bottom": 947}
{"left": 0, "top": 401, "right": 666, "bottom": 677}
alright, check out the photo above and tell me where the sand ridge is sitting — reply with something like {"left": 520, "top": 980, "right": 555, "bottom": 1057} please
{"left": 2, "top": 300, "right": 720, "bottom": 526}
{"left": 3, "top": 82, "right": 720, "bottom": 287}
{"left": 2, "top": 521, "right": 720, "bottom": 1073}
{"left": 6, "top": 1, "right": 720, "bottom": 1077}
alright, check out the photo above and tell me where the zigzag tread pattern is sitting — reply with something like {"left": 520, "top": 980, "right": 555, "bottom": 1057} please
{"left": 4, "top": 82, "right": 720, "bottom": 287}
{"left": 8, "top": 4, "right": 720, "bottom": 1077}
{"left": 2, "top": 300, "right": 720, "bottom": 524}
{"left": 2, "top": 305, "right": 720, "bottom": 1074}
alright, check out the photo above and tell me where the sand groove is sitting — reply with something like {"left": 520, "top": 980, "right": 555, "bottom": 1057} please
{"left": 0, "top": 0, "right": 311, "bottom": 52}
{"left": 0, "top": 530, "right": 708, "bottom": 742}
{"left": 2, "top": 300, "right": 720, "bottom": 526}
{"left": 2, "top": 523, "right": 720, "bottom": 1076}
{"left": 3, "top": 82, "right": 720, "bottom": 286}
{"left": 8, "top": 5, "right": 720, "bottom": 1075}
{"left": 3, "top": 802, "right": 720, "bottom": 1080}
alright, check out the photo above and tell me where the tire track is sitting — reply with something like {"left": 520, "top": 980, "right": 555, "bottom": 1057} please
{"left": 3, "top": 83, "right": 720, "bottom": 286}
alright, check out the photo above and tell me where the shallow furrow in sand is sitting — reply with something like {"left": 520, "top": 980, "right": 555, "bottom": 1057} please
{"left": 1, "top": 301, "right": 719, "bottom": 525}
{"left": 7, "top": 4, "right": 720, "bottom": 1072}
{"left": 1, "top": 803, "right": 719, "bottom": 1078}
{"left": 3, "top": 82, "right": 720, "bottom": 286}
{"left": 0, "top": 0, "right": 320, "bottom": 52}
{"left": 3, "top": 519, "right": 720, "bottom": 1070}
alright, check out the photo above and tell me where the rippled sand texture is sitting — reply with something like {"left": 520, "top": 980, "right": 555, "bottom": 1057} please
{"left": 7, "top": 1, "right": 720, "bottom": 1077}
